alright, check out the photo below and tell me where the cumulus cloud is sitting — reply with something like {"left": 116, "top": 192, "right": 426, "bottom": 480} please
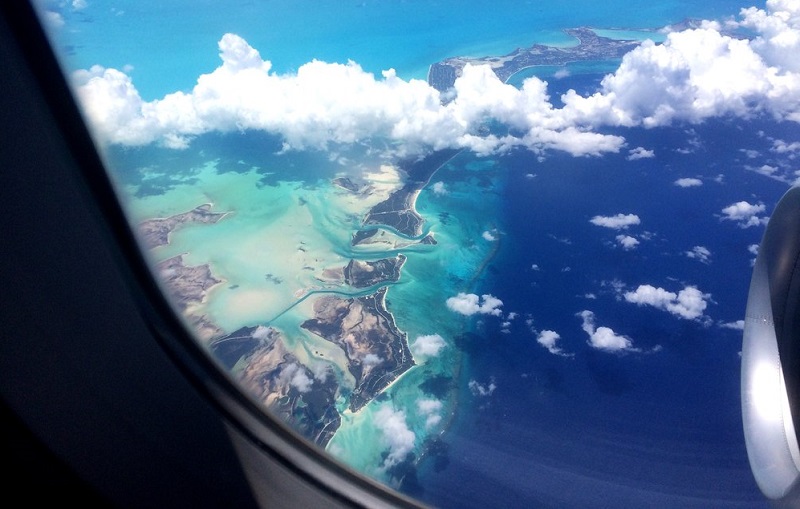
{"left": 410, "top": 334, "right": 447, "bottom": 357}
{"left": 537, "top": 330, "right": 571, "bottom": 356}
{"left": 627, "top": 146, "right": 655, "bottom": 160}
{"left": 71, "top": 1, "right": 800, "bottom": 159}
{"left": 468, "top": 378, "right": 497, "bottom": 396}
{"left": 42, "top": 10, "right": 65, "bottom": 28}
{"left": 417, "top": 399, "right": 443, "bottom": 429}
{"left": 362, "top": 353, "right": 383, "bottom": 367}
{"left": 749, "top": 243, "right": 760, "bottom": 266}
{"left": 561, "top": 0, "right": 800, "bottom": 127}
{"left": 431, "top": 181, "right": 447, "bottom": 195}
{"left": 373, "top": 405, "right": 415, "bottom": 469}
{"left": 590, "top": 213, "right": 641, "bottom": 229}
{"left": 624, "top": 284, "right": 710, "bottom": 320}
{"left": 70, "top": 34, "right": 624, "bottom": 156}
{"left": 577, "top": 310, "right": 634, "bottom": 352}
{"left": 616, "top": 234, "right": 640, "bottom": 250}
{"left": 446, "top": 293, "right": 503, "bottom": 316}
{"left": 278, "top": 362, "right": 314, "bottom": 393}
{"left": 251, "top": 324, "right": 272, "bottom": 340}
{"left": 686, "top": 245, "right": 712, "bottom": 263}
{"left": 720, "top": 200, "right": 768, "bottom": 227}
{"left": 674, "top": 177, "right": 703, "bottom": 187}
{"left": 720, "top": 319, "right": 745, "bottom": 330}
{"left": 482, "top": 230, "right": 497, "bottom": 241}
{"left": 773, "top": 138, "right": 800, "bottom": 154}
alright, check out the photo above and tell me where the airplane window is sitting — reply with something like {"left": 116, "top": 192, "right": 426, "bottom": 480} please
{"left": 31, "top": 0, "right": 800, "bottom": 507}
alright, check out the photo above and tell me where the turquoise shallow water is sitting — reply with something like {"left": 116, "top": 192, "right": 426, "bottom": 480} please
{"left": 37, "top": 0, "right": 782, "bottom": 506}
{"left": 45, "top": 0, "right": 749, "bottom": 99}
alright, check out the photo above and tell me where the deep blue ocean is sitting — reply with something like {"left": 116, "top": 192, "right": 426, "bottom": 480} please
{"left": 39, "top": 0, "right": 798, "bottom": 507}
{"left": 413, "top": 108, "right": 795, "bottom": 507}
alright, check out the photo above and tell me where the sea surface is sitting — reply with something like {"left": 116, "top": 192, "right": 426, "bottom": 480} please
{"left": 38, "top": 0, "right": 794, "bottom": 507}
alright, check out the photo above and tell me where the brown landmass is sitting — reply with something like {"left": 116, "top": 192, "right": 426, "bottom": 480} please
{"left": 138, "top": 203, "right": 229, "bottom": 249}
{"left": 211, "top": 325, "right": 341, "bottom": 447}
{"left": 301, "top": 287, "right": 414, "bottom": 412}
{"left": 156, "top": 254, "right": 224, "bottom": 341}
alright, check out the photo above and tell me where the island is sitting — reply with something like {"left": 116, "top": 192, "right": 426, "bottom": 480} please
{"left": 353, "top": 148, "right": 460, "bottom": 245}
{"left": 427, "top": 27, "right": 642, "bottom": 92}
{"left": 301, "top": 287, "right": 414, "bottom": 412}
{"left": 137, "top": 203, "right": 229, "bottom": 249}
{"left": 344, "top": 254, "right": 406, "bottom": 288}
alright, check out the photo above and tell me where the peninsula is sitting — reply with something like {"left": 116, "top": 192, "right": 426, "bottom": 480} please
{"left": 427, "top": 27, "right": 642, "bottom": 91}
{"left": 138, "top": 203, "right": 229, "bottom": 249}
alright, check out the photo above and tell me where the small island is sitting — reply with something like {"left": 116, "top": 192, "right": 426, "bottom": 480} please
{"left": 344, "top": 254, "right": 406, "bottom": 288}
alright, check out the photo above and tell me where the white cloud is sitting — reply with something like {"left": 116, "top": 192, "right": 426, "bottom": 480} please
{"left": 42, "top": 10, "right": 65, "bottom": 28}
{"left": 590, "top": 213, "right": 641, "bottom": 229}
{"left": 720, "top": 201, "right": 768, "bottom": 227}
{"left": 309, "top": 361, "right": 332, "bottom": 382}
{"left": 686, "top": 245, "right": 712, "bottom": 264}
{"left": 577, "top": 310, "right": 634, "bottom": 352}
{"left": 446, "top": 293, "right": 503, "bottom": 316}
{"left": 720, "top": 320, "right": 745, "bottom": 330}
{"left": 624, "top": 284, "right": 710, "bottom": 320}
{"left": 537, "top": 330, "right": 571, "bottom": 356}
{"left": 373, "top": 405, "right": 415, "bottom": 468}
{"left": 72, "top": 0, "right": 88, "bottom": 9}
{"left": 561, "top": 1, "right": 800, "bottom": 127}
{"left": 69, "top": 2, "right": 800, "bottom": 161}
{"left": 362, "top": 353, "right": 383, "bottom": 366}
{"left": 554, "top": 68, "right": 571, "bottom": 79}
{"left": 431, "top": 181, "right": 447, "bottom": 195}
{"left": 627, "top": 146, "right": 655, "bottom": 160}
{"left": 410, "top": 334, "right": 447, "bottom": 357}
{"left": 278, "top": 362, "right": 314, "bottom": 393}
{"left": 417, "top": 399, "right": 443, "bottom": 429}
{"left": 773, "top": 138, "right": 800, "bottom": 154}
{"left": 482, "top": 230, "right": 497, "bottom": 241}
{"left": 616, "top": 234, "right": 640, "bottom": 250}
{"left": 674, "top": 177, "right": 703, "bottom": 187}
{"left": 251, "top": 325, "right": 272, "bottom": 340}
{"left": 468, "top": 378, "right": 497, "bottom": 396}
{"left": 71, "top": 34, "right": 625, "bottom": 156}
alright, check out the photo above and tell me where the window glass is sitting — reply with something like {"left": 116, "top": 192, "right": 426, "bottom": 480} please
{"left": 35, "top": 0, "right": 799, "bottom": 507}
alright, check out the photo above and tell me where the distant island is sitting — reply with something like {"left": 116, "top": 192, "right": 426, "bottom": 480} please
{"left": 428, "top": 27, "right": 642, "bottom": 91}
